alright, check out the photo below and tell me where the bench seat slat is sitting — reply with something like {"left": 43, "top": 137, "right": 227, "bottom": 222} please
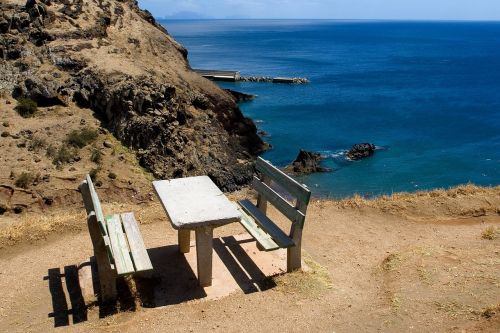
{"left": 252, "top": 176, "right": 305, "bottom": 227}
{"left": 256, "top": 158, "right": 311, "bottom": 206}
{"left": 121, "top": 212, "right": 153, "bottom": 273}
{"left": 235, "top": 204, "right": 280, "bottom": 251}
{"left": 238, "top": 199, "right": 295, "bottom": 249}
{"left": 106, "top": 214, "right": 135, "bottom": 276}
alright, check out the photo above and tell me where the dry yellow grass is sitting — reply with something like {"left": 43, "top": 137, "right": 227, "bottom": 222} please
{"left": 482, "top": 226, "right": 499, "bottom": 240}
{"left": 0, "top": 202, "right": 164, "bottom": 248}
{"left": 272, "top": 256, "right": 332, "bottom": 297}
{"left": 335, "top": 184, "right": 500, "bottom": 220}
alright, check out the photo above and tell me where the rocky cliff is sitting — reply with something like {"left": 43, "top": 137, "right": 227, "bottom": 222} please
{"left": 0, "top": 0, "right": 265, "bottom": 195}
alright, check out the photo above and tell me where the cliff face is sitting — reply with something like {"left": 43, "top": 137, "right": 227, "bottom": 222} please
{"left": 0, "top": 0, "right": 265, "bottom": 192}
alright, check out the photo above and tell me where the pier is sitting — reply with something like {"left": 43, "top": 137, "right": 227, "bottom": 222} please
{"left": 194, "top": 69, "right": 309, "bottom": 84}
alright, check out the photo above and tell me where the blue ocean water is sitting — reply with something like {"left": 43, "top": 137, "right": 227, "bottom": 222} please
{"left": 161, "top": 20, "right": 500, "bottom": 198}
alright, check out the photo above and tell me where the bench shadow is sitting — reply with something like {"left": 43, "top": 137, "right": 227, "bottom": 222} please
{"left": 45, "top": 259, "right": 139, "bottom": 327}
{"left": 213, "top": 236, "right": 276, "bottom": 293}
{"left": 45, "top": 264, "right": 88, "bottom": 327}
{"left": 46, "top": 237, "right": 278, "bottom": 321}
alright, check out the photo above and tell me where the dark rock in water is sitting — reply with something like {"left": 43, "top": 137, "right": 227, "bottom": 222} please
{"left": 285, "top": 149, "right": 332, "bottom": 176}
{"left": 347, "top": 143, "right": 376, "bottom": 160}
{"left": 225, "top": 89, "right": 256, "bottom": 102}
{"left": 257, "top": 130, "right": 268, "bottom": 137}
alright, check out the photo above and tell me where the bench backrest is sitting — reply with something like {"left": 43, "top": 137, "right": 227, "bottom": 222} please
{"left": 79, "top": 175, "right": 107, "bottom": 236}
{"left": 254, "top": 157, "right": 311, "bottom": 228}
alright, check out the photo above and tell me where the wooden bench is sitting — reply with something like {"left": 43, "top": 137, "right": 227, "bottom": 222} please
{"left": 237, "top": 157, "right": 311, "bottom": 272}
{"left": 79, "top": 175, "right": 153, "bottom": 302}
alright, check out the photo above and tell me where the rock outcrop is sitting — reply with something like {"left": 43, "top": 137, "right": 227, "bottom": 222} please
{"left": 285, "top": 150, "right": 332, "bottom": 176}
{"left": 224, "top": 89, "right": 256, "bottom": 102}
{"left": 0, "top": 0, "right": 266, "bottom": 191}
{"left": 347, "top": 143, "right": 376, "bottom": 160}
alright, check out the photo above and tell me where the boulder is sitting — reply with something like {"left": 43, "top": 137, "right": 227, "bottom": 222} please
{"left": 347, "top": 143, "right": 376, "bottom": 160}
{"left": 285, "top": 149, "right": 332, "bottom": 176}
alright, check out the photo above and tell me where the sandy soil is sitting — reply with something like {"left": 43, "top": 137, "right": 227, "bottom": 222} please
{"left": 0, "top": 186, "right": 499, "bottom": 332}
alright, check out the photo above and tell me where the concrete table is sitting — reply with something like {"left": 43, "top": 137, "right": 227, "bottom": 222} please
{"left": 153, "top": 176, "right": 241, "bottom": 287}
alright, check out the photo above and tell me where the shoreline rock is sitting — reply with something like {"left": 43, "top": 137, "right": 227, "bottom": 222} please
{"left": 284, "top": 149, "right": 332, "bottom": 176}
{"left": 224, "top": 89, "right": 256, "bottom": 102}
{"left": 347, "top": 143, "right": 376, "bottom": 160}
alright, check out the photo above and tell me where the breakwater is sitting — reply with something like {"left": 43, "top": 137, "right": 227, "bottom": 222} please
{"left": 194, "top": 69, "right": 309, "bottom": 84}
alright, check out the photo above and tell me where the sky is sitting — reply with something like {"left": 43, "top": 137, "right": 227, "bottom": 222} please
{"left": 138, "top": 0, "right": 500, "bottom": 20}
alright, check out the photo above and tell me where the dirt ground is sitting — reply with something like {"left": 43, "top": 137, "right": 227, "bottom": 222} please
{"left": 0, "top": 186, "right": 499, "bottom": 332}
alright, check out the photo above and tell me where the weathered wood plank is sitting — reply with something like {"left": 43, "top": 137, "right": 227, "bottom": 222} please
{"left": 121, "top": 213, "right": 153, "bottom": 274}
{"left": 255, "top": 157, "right": 311, "bottom": 205}
{"left": 238, "top": 199, "right": 295, "bottom": 248}
{"left": 252, "top": 176, "right": 305, "bottom": 226}
{"left": 236, "top": 204, "right": 280, "bottom": 251}
{"left": 85, "top": 175, "right": 107, "bottom": 236}
{"left": 106, "top": 214, "right": 135, "bottom": 276}
{"left": 79, "top": 181, "right": 93, "bottom": 216}
{"left": 87, "top": 213, "right": 117, "bottom": 301}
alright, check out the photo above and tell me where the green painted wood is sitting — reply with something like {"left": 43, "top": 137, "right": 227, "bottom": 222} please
{"left": 255, "top": 157, "right": 311, "bottom": 205}
{"left": 252, "top": 176, "right": 305, "bottom": 226}
{"left": 238, "top": 199, "right": 295, "bottom": 249}
{"left": 106, "top": 214, "right": 135, "bottom": 276}
{"left": 85, "top": 175, "right": 107, "bottom": 236}
{"left": 121, "top": 212, "right": 153, "bottom": 273}
{"left": 235, "top": 204, "right": 280, "bottom": 251}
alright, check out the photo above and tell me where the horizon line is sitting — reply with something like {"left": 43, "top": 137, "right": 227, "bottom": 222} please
{"left": 156, "top": 17, "right": 500, "bottom": 22}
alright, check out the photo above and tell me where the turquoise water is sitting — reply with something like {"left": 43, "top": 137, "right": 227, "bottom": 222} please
{"left": 161, "top": 20, "right": 500, "bottom": 197}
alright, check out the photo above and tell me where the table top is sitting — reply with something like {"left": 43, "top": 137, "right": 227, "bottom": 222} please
{"left": 153, "top": 176, "right": 241, "bottom": 229}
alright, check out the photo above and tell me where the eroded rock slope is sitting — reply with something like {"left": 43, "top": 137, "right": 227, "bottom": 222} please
{"left": 1, "top": 0, "right": 264, "bottom": 193}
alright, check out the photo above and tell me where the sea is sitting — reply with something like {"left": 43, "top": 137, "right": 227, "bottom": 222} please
{"left": 160, "top": 19, "right": 500, "bottom": 198}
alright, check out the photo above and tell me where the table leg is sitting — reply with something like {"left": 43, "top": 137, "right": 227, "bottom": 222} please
{"left": 195, "top": 227, "right": 213, "bottom": 287}
{"left": 178, "top": 229, "right": 191, "bottom": 253}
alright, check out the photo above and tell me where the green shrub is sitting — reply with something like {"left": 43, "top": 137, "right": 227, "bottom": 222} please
{"left": 29, "top": 137, "right": 47, "bottom": 152}
{"left": 66, "top": 128, "right": 98, "bottom": 148}
{"left": 47, "top": 145, "right": 77, "bottom": 165}
{"left": 90, "top": 148, "right": 102, "bottom": 164}
{"left": 15, "top": 98, "right": 38, "bottom": 118}
{"left": 1, "top": 131, "right": 9, "bottom": 138}
{"left": 108, "top": 171, "right": 117, "bottom": 179}
{"left": 2, "top": 121, "right": 9, "bottom": 127}
{"left": 15, "top": 172, "right": 36, "bottom": 189}
{"left": 46, "top": 144, "right": 56, "bottom": 158}
{"left": 89, "top": 167, "right": 99, "bottom": 181}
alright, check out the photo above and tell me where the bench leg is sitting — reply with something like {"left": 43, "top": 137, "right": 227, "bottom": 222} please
{"left": 195, "top": 227, "right": 213, "bottom": 287}
{"left": 178, "top": 229, "right": 191, "bottom": 253}
{"left": 95, "top": 251, "right": 117, "bottom": 303}
{"left": 287, "top": 226, "right": 303, "bottom": 272}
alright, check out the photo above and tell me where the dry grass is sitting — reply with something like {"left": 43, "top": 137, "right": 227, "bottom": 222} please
{"left": 272, "top": 256, "right": 332, "bottom": 297}
{"left": 481, "top": 226, "right": 498, "bottom": 240}
{"left": 0, "top": 209, "right": 85, "bottom": 248}
{"left": 381, "top": 253, "right": 402, "bottom": 271}
{"left": 335, "top": 184, "right": 500, "bottom": 219}
{"left": 0, "top": 202, "right": 163, "bottom": 249}
{"left": 480, "top": 304, "right": 500, "bottom": 319}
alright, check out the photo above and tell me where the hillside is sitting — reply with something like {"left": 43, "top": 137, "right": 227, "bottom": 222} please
{"left": 0, "top": 0, "right": 264, "bottom": 216}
